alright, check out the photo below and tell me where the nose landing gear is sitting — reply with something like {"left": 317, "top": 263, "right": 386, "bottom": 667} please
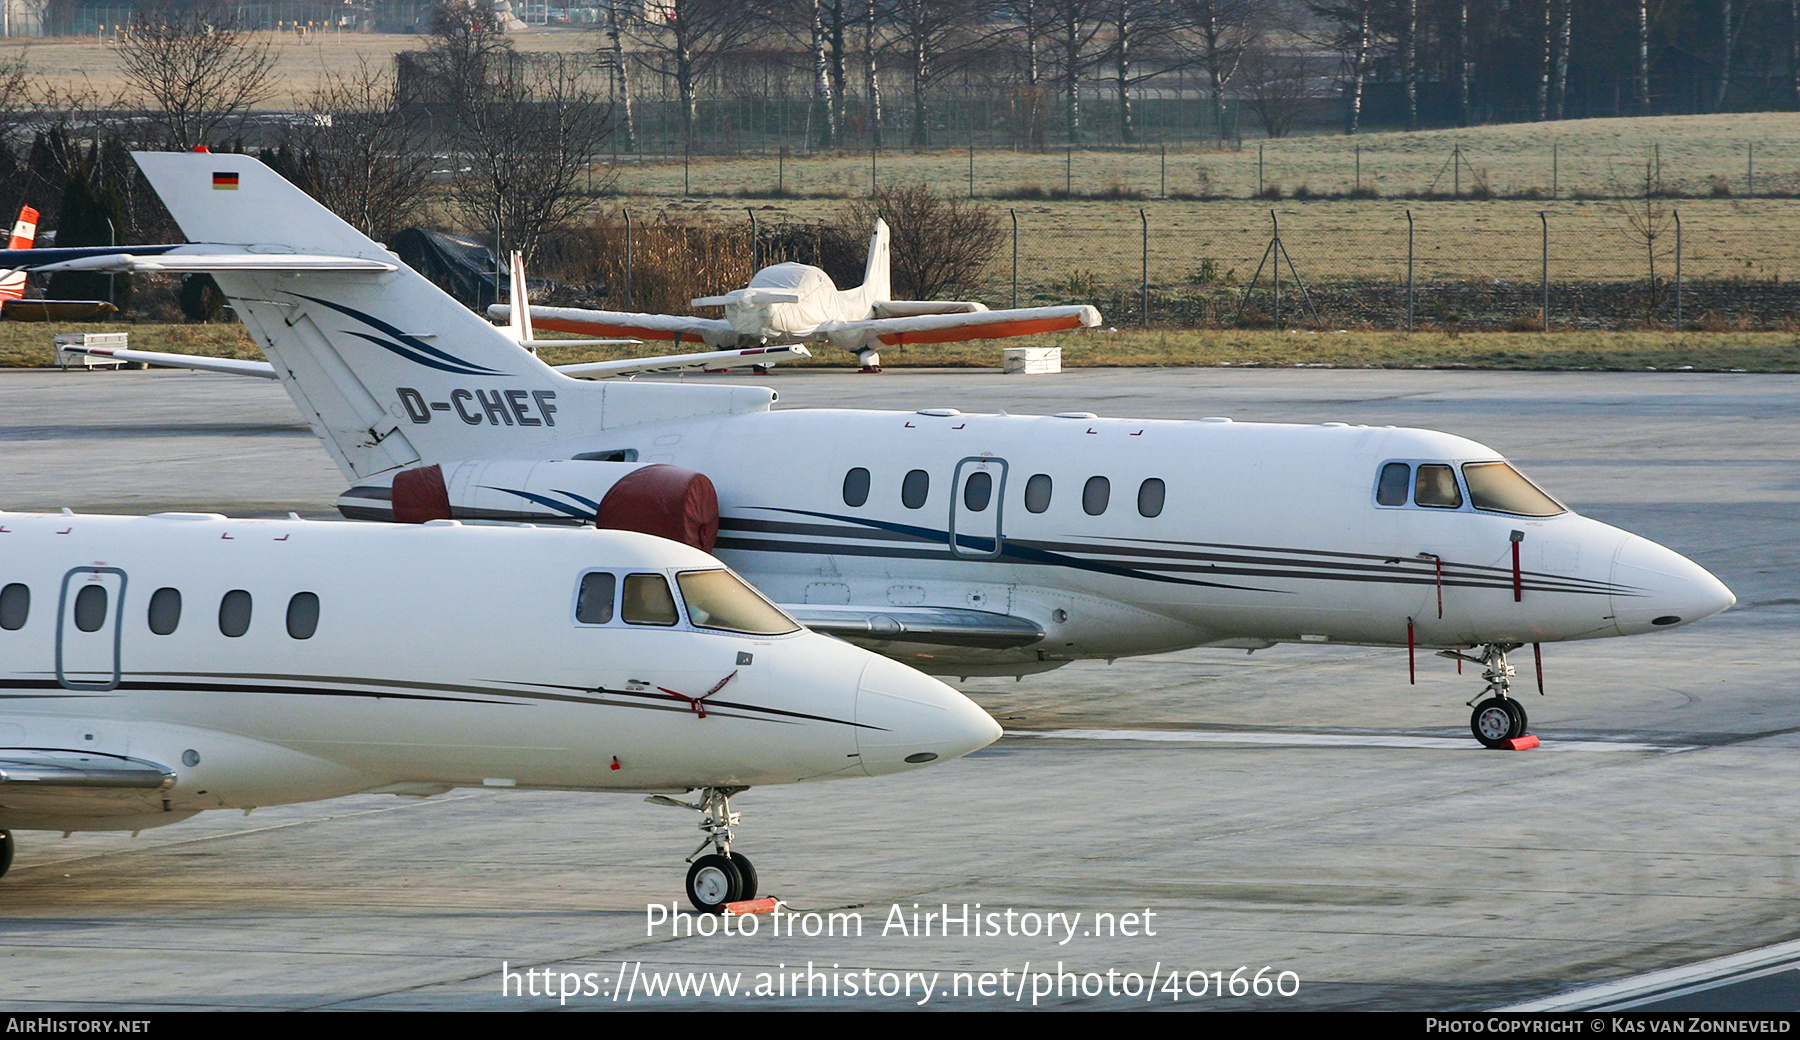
{"left": 1442, "top": 643, "right": 1532, "bottom": 749}
{"left": 649, "top": 785, "right": 759, "bottom": 913}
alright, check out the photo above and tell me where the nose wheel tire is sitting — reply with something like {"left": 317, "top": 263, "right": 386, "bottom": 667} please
{"left": 1471, "top": 697, "right": 1528, "bottom": 749}
{"left": 728, "top": 852, "right": 758, "bottom": 901}
{"left": 686, "top": 854, "right": 744, "bottom": 914}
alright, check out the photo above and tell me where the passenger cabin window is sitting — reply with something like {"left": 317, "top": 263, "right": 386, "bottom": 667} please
{"left": 1376, "top": 463, "right": 1411, "bottom": 506}
{"left": 286, "top": 592, "right": 320, "bottom": 640}
{"left": 1083, "top": 476, "right": 1111, "bottom": 516}
{"left": 1024, "top": 474, "right": 1052, "bottom": 513}
{"left": 219, "top": 590, "right": 253, "bottom": 637}
{"left": 622, "top": 573, "right": 679, "bottom": 626}
{"left": 842, "top": 468, "right": 871, "bottom": 507}
{"left": 1414, "top": 465, "right": 1463, "bottom": 509}
{"left": 1463, "top": 462, "right": 1566, "bottom": 517}
{"left": 73, "top": 584, "right": 108, "bottom": 633}
{"left": 1, "top": 582, "right": 29, "bottom": 631}
{"left": 1137, "top": 478, "right": 1166, "bottom": 518}
{"left": 901, "top": 469, "right": 930, "bottom": 509}
{"left": 576, "top": 572, "right": 616, "bottom": 624}
{"left": 963, "top": 471, "right": 993, "bottom": 511}
{"left": 677, "top": 570, "right": 800, "bottom": 635}
{"left": 148, "top": 588, "right": 182, "bottom": 635}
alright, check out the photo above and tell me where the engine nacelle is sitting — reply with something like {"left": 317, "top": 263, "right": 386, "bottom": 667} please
{"left": 338, "top": 460, "right": 720, "bottom": 550}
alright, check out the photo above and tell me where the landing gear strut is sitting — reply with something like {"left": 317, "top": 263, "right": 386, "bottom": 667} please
{"left": 649, "top": 786, "right": 757, "bottom": 913}
{"left": 1442, "top": 643, "right": 1531, "bottom": 749}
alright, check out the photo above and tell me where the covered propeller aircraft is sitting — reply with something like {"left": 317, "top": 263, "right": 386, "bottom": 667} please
{"left": 488, "top": 218, "right": 1103, "bottom": 371}
{"left": 0, "top": 152, "right": 1737, "bottom": 750}
{"left": 0, "top": 206, "right": 120, "bottom": 323}
{"left": 0, "top": 511, "right": 999, "bottom": 910}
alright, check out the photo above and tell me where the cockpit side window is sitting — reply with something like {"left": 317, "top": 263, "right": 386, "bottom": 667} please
{"left": 1462, "top": 462, "right": 1566, "bottom": 517}
{"left": 1376, "top": 462, "right": 1411, "bottom": 506}
{"left": 677, "top": 569, "right": 800, "bottom": 635}
{"left": 622, "top": 573, "right": 680, "bottom": 626}
{"left": 575, "top": 571, "right": 616, "bottom": 624}
{"left": 1414, "top": 464, "right": 1464, "bottom": 508}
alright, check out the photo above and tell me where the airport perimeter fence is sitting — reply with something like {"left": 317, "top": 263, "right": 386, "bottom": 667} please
{"left": 971, "top": 204, "right": 1800, "bottom": 332}
{"left": 638, "top": 139, "right": 1800, "bottom": 203}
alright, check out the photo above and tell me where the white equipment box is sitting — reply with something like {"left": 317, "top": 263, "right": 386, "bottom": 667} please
{"left": 54, "top": 332, "right": 129, "bottom": 369}
{"left": 1003, "top": 346, "right": 1061, "bottom": 375}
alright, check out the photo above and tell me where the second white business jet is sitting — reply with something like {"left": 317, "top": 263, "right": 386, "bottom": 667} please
{"left": 0, "top": 511, "right": 998, "bottom": 911}
{"left": 3, "top": 152, "right": 1736, "bottom": 749}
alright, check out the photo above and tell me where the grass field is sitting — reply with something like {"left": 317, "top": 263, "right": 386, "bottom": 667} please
{"left": 7, "top": 323, "right": 1798, "bottom": 372}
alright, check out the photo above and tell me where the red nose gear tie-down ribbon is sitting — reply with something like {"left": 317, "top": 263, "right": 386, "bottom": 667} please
{"left": 659, "top": 670, "right": 739, "bottom": 719}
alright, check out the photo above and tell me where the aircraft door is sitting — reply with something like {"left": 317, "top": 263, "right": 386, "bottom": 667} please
{"left": 57, "top": 567, "right": 126, "bottom": 691}
{"left": 950, "top": 457, "right": 1008, "bottom": 559}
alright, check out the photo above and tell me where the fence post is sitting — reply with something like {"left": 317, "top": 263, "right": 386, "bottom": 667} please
{"left": 1258, "top": 143, "right": 1264, "bottom": 196}
{"left": 1405, "top": 209, "right": 1415, "bottom": 332}
{"left": 1140, "top": 208, "right": 1149, "bottom": 328}
{"left": 1160, "top": 143, "right": 1167, "bottom": 198}
{"left": 969, "top": 135, "right": 975, "bottom": 197}
{"left": 871, "top": 143, "right": 878, "bottom": 197}
{"left": 624, "top": 208, "right": 633, "bottom": 308}
{"left": 1065, "top": 146, "right": 1072, "bottom": 196}
{"left": 1747, "top": 142, "right": 1755, "bottom": 196}
{"left": 1539, "top": 210, "right": 1549, "bottom": 332}
{"left": 1354, "top": 144, "right": 1361, "bottom": 195}
{"left": 1674, "top": 209, "right": 1683, "bottom": 328}
{"left": 1551, "top": 142, "right": 1558, "bottom": 198}
{"left": 1010, "top": 208, "right": 1019, "bottom": 310}
{"left": 778, "top": 146, "right": 784, "bottom": 194}
{"left": 747, "top": 208, "right": 758, "bottom": 269}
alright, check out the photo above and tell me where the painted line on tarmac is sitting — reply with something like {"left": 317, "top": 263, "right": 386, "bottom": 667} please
{"left": 1007, "top": 728, "right": 1700, "bottom": 754}
{"left": 1497, "top": 937, "right": 1800, "bottom": 1011}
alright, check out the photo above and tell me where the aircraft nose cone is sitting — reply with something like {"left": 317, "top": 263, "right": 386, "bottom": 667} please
{"left": 854, "top": 656, "right": 1002, "bottom": 776}
{"left": 1610, "top": 534, "right": 1736, "bottom": 636}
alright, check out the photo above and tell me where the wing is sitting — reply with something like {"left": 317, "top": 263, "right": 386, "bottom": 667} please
{"left": 785, "top": 605, "right": 1045, "bottom": 650}
{"left": 554, "top": 345, "right": 812, "bottom": 379}
{"left": 0, "top": 749, "right": 178, "bottom": 826}
{"left": 824, "top": 304, "right": 1102, "bottom": 350}
{"left": 56, "top": 344, "right": 278, "bottom": 380}
{"left": 493, "top": 304, "right": 741, "bottom": 347}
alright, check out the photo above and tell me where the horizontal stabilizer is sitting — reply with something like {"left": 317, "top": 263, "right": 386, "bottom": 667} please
{"left": 495, "top": 304, "right": 741, "bottom": 347}
{"left": 872, "top": 300, "right": 986, "bottom": 317}
{"left": 31, "top": 252, "right": 396, "bottom": 274}
{"left": 59, "top": 345, "right": 278, "bottom": 379}
{"left": 555, "top": 344, "right": 811, "bottom": 379}
{"left": 692, "top": 289, "right": 803, "bottom": 307}
{"left": 787, "top": 605, "right": 1045, "bottom": 649}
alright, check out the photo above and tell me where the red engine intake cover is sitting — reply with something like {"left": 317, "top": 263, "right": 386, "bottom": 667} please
{"left": 594, "top": 464, "right": 720, "bottom": 552}
{"left": 392, "top": 464, "right": 451, "bottom": 524}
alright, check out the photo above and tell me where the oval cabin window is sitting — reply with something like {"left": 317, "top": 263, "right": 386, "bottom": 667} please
{"left": 842, "top": 468, "right": 871, "bottom": 507}
{"left": 148, "top": 588, "right": 182, "bottom": 635}
{"left": 286, "top": 592, "right": 320, "bottom": 640}
{"left": 219, "top": 590, "right": 253, "bottom": 638}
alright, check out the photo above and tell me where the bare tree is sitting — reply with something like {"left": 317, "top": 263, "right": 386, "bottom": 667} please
{"left": 281, "top": 60, "right": 435, "bottom": 242}
{"left": 1309, "top": 0, "right": 1380, "bottom": 133}
{"left": 1609, "top": 161, "right": 1675, "bottom": 322}
{"left": 841, "top": 184, "right": 1001, "bottom": 299}
{"left": 114, "top": 0, "right": 278, "bottom": 150}
{"left": 1179, "top": 0, "right": 1262, "bottom": 144}
{"left": 1238, "top": 44, "right": 1322, "bottom": 138}
{"left": 1042, "top": 0, "right": 1106, "bottom": 143}
{"left": 627, "top": 0, "right": 766, "bottom": 141}
{"left": 446, "top": 51, "right": 615, "bottom": 266}
{"left": 887, "top": 0, "right": 987, "bottom": 150}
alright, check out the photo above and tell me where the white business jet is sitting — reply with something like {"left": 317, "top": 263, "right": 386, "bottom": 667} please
{"left": 0, "top": 510, "right": 999, "bottom": 911}
{"left": 488, "top": 218, "right": 1103, "bottom": 371}
{"left": 3, "top": 152, "right": 1736, "bottom": 750}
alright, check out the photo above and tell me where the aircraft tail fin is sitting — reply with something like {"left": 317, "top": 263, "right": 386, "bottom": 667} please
{"left": 130, "top": 151, "right": 773, "bottom": 483}
{"left": 1, "top": 206, "right": 38, "bottom": 301}
{"left": 862, "top": 218, "right": 891, "bottom": 302}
